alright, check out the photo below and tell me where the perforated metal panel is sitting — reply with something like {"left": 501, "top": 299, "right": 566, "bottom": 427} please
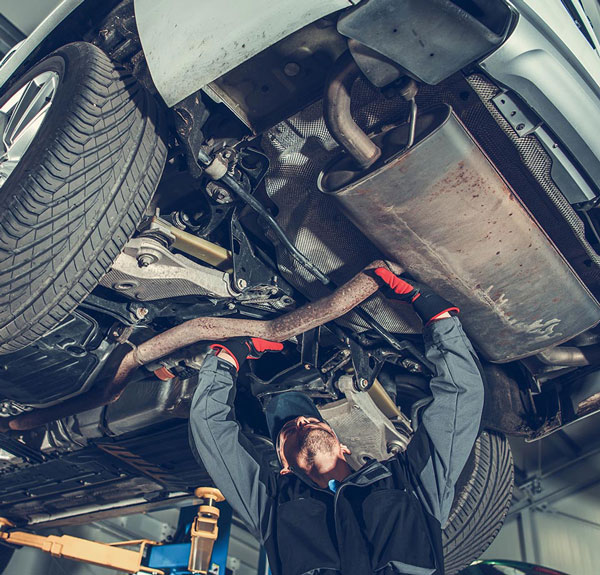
{"left": 465, "top": 73, "right": 600, "bottom": 281}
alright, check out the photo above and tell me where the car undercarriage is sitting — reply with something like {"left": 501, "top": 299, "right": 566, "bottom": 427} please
{"left": 0, "top": 1, "right": 599, "bottom": 573}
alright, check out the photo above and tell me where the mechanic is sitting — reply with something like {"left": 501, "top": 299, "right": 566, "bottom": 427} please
{"left": 189, "top": 267, "right": 484, "bottom": 575}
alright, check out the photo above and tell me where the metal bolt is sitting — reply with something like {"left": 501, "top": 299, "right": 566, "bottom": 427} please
{"left": 137, "top": 253, "right": 156, "bottom": 267}
{"left": 284, "top": 62, "right": 300, "bottom": 77}
{"left": 304, "top": 364, "right": 311, "bottom": 370}
{"left": 134, "top": 307, "right": 149, "bottom": 320}
{"left": 206, "top": 181, "right": 233, "bottom": 204}
{"left": 226, "top": 302, "right": 236, "bottom": 310}
{"left": 237, "top": 278, "right": 247, "bottom": 290}
{"left": 531, "top": 477, "right": 543, "bottom": 494}
{"left": 402, "top": 359, "right": 422, "bottom": 373}
{"left": 114, "top": 281, "right": 137, "bottom": 291}
{"left": 357, "top": 378, "right": 369, "bottom": 390}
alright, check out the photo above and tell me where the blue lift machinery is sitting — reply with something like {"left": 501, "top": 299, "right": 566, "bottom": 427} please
{"left": 0, "top": 488, "right": 235, "bottom": 575}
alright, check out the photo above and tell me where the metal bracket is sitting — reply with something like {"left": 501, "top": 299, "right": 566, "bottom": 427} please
{"left": 79, "top": 291, "right": 146, "bottom": 326}
{"left": 229, "top": 212, "right": 295, "bottom": 311}
{"left": 250, "top": 362, "right": 334, "bottom": 401}
{"left": 349, "top": 339, "right": 383, "bottom": 391}
{"left": 492, "top": 91, "right": 541, "bottom": 137}
{"left": 319, "top": 376, "right": 411, "bottom": 468}
{"left": 230, "top": 213, "right": 280, "bottom": 292}
{"left": 100, "top": 237, "right": 234, "bottom": 302}
{"left": 300, "top": 327, "right": 320, "bottom": 369}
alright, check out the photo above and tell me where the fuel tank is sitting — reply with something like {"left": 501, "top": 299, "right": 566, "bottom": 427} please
{"left": 319, "top": 105, "right": 600, "bottom": 362}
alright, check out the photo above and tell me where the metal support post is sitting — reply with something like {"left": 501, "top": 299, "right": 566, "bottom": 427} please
{"left": 258, "top": 546, "right": 271, "bottom": 575}
{"left": 147, "top": 496, "right": 232, "bottom": 574}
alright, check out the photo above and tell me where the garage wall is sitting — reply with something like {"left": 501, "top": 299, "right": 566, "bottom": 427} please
{"left": 481, "top": 482, "right": 600, "bottom": 575}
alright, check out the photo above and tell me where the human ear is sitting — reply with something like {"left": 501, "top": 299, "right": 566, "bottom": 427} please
{"left": 341, "top": 444, "right": 351, "bottom": 455}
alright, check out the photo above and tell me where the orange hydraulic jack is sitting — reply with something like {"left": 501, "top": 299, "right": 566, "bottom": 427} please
{"left": 0, "top": 487, "right": 225, "bottom": 575}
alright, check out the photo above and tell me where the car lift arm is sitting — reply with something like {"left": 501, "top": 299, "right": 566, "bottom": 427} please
{"left": 0, "top": 487, "right": 226, "bottom": 575}
{"left": 0, "top": 519, "right": 162, "bottom": 574}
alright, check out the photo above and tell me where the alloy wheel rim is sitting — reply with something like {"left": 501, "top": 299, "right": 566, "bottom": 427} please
{"left": 0, "top": 70, "right": 59, "bottom": 188}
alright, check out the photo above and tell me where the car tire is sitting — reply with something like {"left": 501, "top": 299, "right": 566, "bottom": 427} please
{"left": 0, "top": 42, "right": 166, "bottom": 354}
{"left": 443, "top": 431, "right": 514, "bottom": 574}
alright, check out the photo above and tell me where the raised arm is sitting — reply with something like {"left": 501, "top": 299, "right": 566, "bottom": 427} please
{"left": 375, "top": 268, "right": 484, "bottom": 525}
{"left": 405, "top": 316, "right": 484, "bottom": 525}
{"left": 188, "top": 339, "right": 282, "bottom": 542}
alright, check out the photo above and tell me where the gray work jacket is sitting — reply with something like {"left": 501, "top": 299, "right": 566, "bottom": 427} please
{"left": 189, "top": 316, "right": 484, "bottom": 575}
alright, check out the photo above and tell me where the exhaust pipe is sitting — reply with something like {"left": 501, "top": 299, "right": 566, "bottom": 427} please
{"left": 323, "top": 51, "right": 382, "bottom": 170}
{"left": 536, "top": 345, "right": 600, "bottom": 367}
{"left": 4, "top": 261, "right": 385, "bottom": 431}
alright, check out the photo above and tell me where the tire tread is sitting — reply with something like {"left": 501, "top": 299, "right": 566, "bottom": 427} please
{"left": 442, "top": 431, "right": 514, "bottom": 575}
{"left": 0, "top": 42, "right": 167, "bottom": 353}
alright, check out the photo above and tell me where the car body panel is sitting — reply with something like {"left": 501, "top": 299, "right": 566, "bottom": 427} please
{"left": 134, "top": 0, "right": 355, "bottom": 107}
{"left": 481, "top": 0, "right": 600, "bottom": 190}
{"left": 0, "top": 0, "right": 84, "bottom": 87}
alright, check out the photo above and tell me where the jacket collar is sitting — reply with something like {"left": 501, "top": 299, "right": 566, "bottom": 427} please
{"left": 289, "top": 458, "right": 391, "bottom": 492}
{"left": 341, "top": 459, "right": 391, "bottom": 487}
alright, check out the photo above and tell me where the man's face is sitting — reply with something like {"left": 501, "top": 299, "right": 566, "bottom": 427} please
{"left": 277, "top": 416, "right": 350, "bottom": 485}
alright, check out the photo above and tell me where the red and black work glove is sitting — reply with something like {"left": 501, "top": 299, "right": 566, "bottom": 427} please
{"left": 210, "top": 337, "right": 284, "bottom": 371}
{"left": 374, "top": 267, "right": 459, "bottom": 326}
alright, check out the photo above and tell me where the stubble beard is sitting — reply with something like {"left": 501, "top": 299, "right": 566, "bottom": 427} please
{"left": 298, "top": 428, "right": 338, "bottom": 461}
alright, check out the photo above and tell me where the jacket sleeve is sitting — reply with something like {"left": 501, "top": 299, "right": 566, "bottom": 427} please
{"left": 404, "top": 316, "right": 484, "bottom": 526}
{"left": 188, "top": 354, "right": 277, "bottom": 542}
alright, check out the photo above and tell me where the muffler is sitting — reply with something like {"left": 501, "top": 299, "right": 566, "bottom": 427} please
{"left": 319, "top": 103, "right": 600, "bottom": 362}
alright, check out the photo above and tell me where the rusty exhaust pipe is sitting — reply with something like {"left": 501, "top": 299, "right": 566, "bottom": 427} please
{"left": 5, "top": 261, "right": 385, "bottom": 431}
